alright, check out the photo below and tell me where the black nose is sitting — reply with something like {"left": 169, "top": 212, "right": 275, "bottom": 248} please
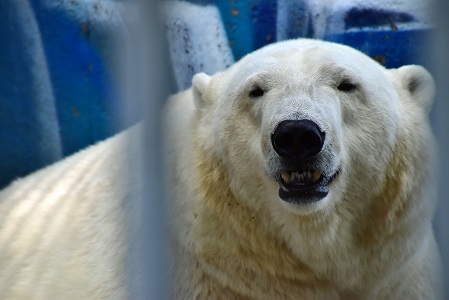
{"left": 271, "top": 120, "right": 325, "bottom": 159}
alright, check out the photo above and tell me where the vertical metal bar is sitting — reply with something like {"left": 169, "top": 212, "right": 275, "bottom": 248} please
{"left": 433, "top": 0, "right": 449, "bottom": 297}
{"left": 122, "top": 1, "right": 170, "bottom": 299}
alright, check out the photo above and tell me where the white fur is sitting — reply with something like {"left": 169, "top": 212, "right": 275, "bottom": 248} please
{"left": 0, "top": 39, "right": 441, "bottom": 299}
{"left": 0, "top": 127, "right": 144, "bottom": 299}
{"left": 166, "top": 39, "right": 442, "bottom": 298}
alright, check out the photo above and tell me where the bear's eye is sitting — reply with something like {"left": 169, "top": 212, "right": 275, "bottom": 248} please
{"left": 337, "top": 80, "right": 357, "bottom": 93}
{"left": 249, "top": 86, "right": 265, "bottom": 98}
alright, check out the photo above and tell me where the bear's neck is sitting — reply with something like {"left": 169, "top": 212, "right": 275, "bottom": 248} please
{"left": 190, "top": 143, "right": 340, "bottom": 298}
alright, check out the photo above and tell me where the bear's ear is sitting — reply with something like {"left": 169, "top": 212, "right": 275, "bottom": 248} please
{"left": 393, "top": 65, "right": 435, "bottom": 114}
{"left": 192, "top": 72, "right": 211, "bottom": 110}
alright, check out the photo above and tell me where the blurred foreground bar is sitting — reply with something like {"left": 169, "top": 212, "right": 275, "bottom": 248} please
{"left": 122, "top": 1, "right": 170, "bottom": 299}
{"left": 434, "top": 0, "right": 449, "bottom": 297}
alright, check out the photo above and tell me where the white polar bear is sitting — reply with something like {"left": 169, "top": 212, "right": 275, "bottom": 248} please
{"left": 0, "top": 39, "right": 442, "bottom": 299}
{"left": 167, "top": 39, "right": 441, "bottom": 299}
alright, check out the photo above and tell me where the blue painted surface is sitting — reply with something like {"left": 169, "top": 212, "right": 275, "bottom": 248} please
{"left": 188, "top": 0, "right": 216, "bottom": 4}
{"left": 30, "top": 1, "right": 126, "bottom": 157}
{"left": 326, "top": 29, "right": 434, "bottom": 69}
{"left": 0, "top": 0, "right": 130, "bottom": 188}
{"left": 0, "top": 0, "right": 62, "bottom": 188}
{"left": 343, "top": 8, "right": 415, "bottom": 30}
{"left": 276, "top": 0, "right": 310, "bottom": 40}
{"left": 0, "top": 0, "right": 435, "bottom": 188}
{"left": 216, "top": 0, "right": 255, "bottom": 60}
{"left": 251, "top": 0, "right": 277, "bottom": 51}
{"left": 216, "top": 0, "right": 277, "bottom": 60}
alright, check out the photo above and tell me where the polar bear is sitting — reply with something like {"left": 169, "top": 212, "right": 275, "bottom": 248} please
{"left": 0, "top": 39, "right": 442, "bottom": 299}
{"left": 166, "top": 39, "right": 441, "bottom": 299}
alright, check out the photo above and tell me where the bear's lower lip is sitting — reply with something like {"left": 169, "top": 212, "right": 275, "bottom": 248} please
{"left": 276, "top": 169, "right": 340, "bottom": 204}
{"left": 278, "top": 177, "right": 329, "bottom": 204}
{"left": 279, "top": 186, "right": 329, "bottom": 204}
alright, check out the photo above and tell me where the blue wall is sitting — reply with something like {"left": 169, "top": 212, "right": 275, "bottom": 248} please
{"left": 0, "top": 0, "right": 434, "bottom": 188}
{"left": 0, "top": 0, "right": 129, "bottom": 188}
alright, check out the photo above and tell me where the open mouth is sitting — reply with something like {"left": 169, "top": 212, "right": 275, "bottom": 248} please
{"left": 276, "top": 169, "right": 340, "bottom": 204}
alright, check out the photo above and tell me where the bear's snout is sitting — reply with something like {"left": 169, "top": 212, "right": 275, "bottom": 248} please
{"left": 271, "top": 120, "right": 325, "bottom": 160}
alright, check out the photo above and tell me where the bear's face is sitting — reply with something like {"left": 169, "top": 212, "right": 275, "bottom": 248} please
{"left": 192, "top": 39, "right": 434, "bottom": 215}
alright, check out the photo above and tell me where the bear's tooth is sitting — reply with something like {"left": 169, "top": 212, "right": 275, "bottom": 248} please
{"left": 281, "top": 172, "right": 291, "bottom": 183}
{"left": 312, "top": 171, "right": 321, "bottom": 182}
{"left": 291, "top": 172, "right": 299, "bottom": 181}
{"left": 306, "top": 171, "right": 312, "bottom": 179}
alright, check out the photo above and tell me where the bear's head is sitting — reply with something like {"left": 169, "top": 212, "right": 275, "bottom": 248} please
{"left": 191, "top": 39, "right": 435, "bottom": 217}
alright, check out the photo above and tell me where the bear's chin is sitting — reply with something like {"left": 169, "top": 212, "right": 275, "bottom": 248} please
{"left": 279, "top": 193, "right": 331, "bottom": 215}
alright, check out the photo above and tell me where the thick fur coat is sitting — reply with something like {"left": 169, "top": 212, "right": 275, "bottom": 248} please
{"left": 0, "top": 39, "right": 442, "bottom": 299}
{"left": 166, "top": 39, "right": 441, "bottom": 299}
